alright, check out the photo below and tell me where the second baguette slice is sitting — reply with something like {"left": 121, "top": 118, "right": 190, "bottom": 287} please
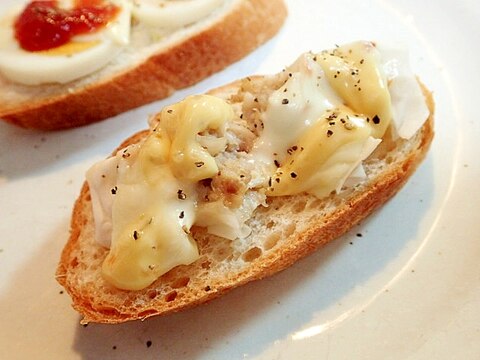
{"left": 0, "top": 0, "right": 287, "bottom": 130}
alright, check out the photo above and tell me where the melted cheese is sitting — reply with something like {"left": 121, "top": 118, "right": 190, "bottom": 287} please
{"left": 89, "top": 95, "right": 233, "bottom": 290}
{"left": 316, "top": 41, "right": 392, "bottom": 138}
{"left": 257, "top": 41, "right": 428, "bottom": 198}
{"left": 253, "top": 53, "right": 342, "bottom": 163}
{"left": 378, "top": 43, "right": 430, "bottom": 139}
{"left": 266, "top": 109, "right": 377, "bottom": 198}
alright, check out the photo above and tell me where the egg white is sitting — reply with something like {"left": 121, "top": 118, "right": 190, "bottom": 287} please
{"left": 132, "top": 0, "right": 224, "bottom": 28}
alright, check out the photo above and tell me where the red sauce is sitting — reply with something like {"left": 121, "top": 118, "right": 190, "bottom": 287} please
{"left": 14, "top": 0, "right": 120, "bottom": 52}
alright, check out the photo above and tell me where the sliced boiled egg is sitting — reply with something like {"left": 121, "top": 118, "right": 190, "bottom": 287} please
{"left": 132, "top": 0, "right": 223, "bottom": 28}
{"left": 0, "top": 0, "right": 131, "bottom": 85}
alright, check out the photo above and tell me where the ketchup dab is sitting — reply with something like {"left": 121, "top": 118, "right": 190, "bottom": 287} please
{"left": 14, "top": 0, "right": 120, "bottom": 52}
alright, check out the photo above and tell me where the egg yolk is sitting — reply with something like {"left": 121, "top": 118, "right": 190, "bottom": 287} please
{"left": 14, "top": 0, "right": 119, "bottom": 52}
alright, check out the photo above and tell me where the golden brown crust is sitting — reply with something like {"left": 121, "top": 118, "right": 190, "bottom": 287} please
{"left": 0, "top": 0, "right": 287, "bottom": 130}
{"left": 56, "top": 82, "right": 434, "bottom": 324}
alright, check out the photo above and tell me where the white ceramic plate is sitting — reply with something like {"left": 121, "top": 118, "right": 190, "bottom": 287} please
{"left": 1, "top": 0, "right": 479, "bottom": 359}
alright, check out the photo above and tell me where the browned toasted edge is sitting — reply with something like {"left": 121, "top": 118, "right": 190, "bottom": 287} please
{"left": 56, "top": 85, "right": 434, "bottom": 324}
{"left": 0, "top": 0, "right": 287, "bottom": 130}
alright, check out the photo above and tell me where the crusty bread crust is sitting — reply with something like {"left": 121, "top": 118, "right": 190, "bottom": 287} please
{"left": 56, "top": 79, "right": 434, "bottom": 324}
{"left": 0, "top": 0, "right": 287, "bottom": 130}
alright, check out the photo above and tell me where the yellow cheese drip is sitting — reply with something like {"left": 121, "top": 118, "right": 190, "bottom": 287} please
{"left": 316, "top": 41, "right": 392, "bottom": 139}
{"left": 102, "top": 95, "right": 234, "bottom": 290}
{"left": 267, "top": 108, "right": 373, "bottom": 198}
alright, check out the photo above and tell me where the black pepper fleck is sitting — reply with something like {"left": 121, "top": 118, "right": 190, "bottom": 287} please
{"left": 133, "top": 230, "right": 139, "bottom": 240}
{"left": 179, "top": 211, "right": 185, "bottom": 219}
{"left": 146, "top": 340, "right": 152, "bottom": 348}
{"left": 274, "top": 159, "right": 280, "bottom": 168}
{"left": 327, "top": 112, "right": 338, "bottom": 120}
{"left": 327, "top": 129, "right": 334, "bottom": 137}
{"left": 111, "top": 186, "right": 117, "bottom": 195}
{"left": 372, "top": 115, "right": 381, "bottom": 124}
{"left": 282, "top": 98, "right": 289, "bottom": 105}
{"left": 177, "top": 189, "right": 186, "bottom": 200}
{"left": 195, "top": 161, "right": 204, "bottom": 168}
{"left": 290, "top": 172, "right": 297, "bottom": 178}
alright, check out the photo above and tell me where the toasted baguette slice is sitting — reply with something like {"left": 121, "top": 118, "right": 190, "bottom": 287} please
{"left": 56, "top": 68, "right": 434, "bottom": 323}
{"left": 0, "top": 0, "right": 286, "bottom": 130}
